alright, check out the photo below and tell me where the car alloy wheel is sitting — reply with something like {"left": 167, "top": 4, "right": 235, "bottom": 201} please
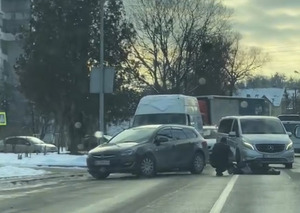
{"left": 191, "top": 153, "right": 205, "bottom": 174}
{"left": 90, "top": 171, "right": 110, "bottom": 180}
{"left": 139, "top": 156, "right": 156, "bottom": 177}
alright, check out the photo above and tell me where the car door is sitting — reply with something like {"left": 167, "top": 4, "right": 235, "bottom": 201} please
{"left": 171, "top": 127, "right": 191, "bottom": 168}
{"left": 4, "top": 138, "right": 17, "bottom": 153}
{"left": 228, "top": 119, "right": 241, "bottom": 156}
{"left": 15, "top": 138, "right": 28, "bottom": 153}
{"left": 18, "top": 138, "right": 33, "bottom": 153}
{"left": 153, "top": 127, "right": 176, "bottom": 170}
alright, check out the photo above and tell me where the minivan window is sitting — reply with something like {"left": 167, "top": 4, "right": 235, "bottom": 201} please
{"left": 241, "top": 118, "right": 286, "bottom": 134}
{"left": 133, "top": 114, "right": 186, "bottom": 126}
{"left": 218, "top": 119, "right": 233, "bottom": 133}
{"left": 232, "top": 120, "right": 239, "bottom": 135}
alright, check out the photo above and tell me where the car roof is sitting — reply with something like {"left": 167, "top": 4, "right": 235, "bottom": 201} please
{"left": 5, "top": 136, "right": 39, "bottom": 140}
{"left": 281, "top": 120, "right": 300, "bottom": 124}
{"left": 221, "top": 115, "right": 279, "bottom": 120}
{"left": 203, "top": 125, "right": 218, "bottom": 129}
{"left": 130, "top": 124, "right": 196, "bottom": 130}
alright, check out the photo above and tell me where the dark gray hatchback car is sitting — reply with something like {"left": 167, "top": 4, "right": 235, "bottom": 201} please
{"left": 86, "top": 124, "right": 208, "bottom": 179}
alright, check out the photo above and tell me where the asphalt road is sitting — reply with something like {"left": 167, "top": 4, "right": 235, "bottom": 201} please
{"left": 1, "top": 157, "right": 300, "bottom": 213}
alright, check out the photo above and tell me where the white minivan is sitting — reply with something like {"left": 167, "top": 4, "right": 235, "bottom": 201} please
{"left": 217, "top": 116, "right": 294, "bottom": 168}
{"left": 132, "top": 94, "right": 203, "bottom": 133}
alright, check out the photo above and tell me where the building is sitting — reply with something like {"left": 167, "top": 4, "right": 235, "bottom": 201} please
{"left": 235, "top": 88, "right": 287, "bottom": 116}
{"left": 0, "top": 0, "right": 32, "bottom": 137}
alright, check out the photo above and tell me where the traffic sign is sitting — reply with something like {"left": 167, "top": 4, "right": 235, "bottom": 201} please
{"left": 0, "top": 112, "right": 7, "bottom": 126}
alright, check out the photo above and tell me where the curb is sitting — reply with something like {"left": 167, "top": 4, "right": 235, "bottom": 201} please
{"left": 0, "top": 173, "right": 88, "bottom": 186}
{"left": 36, "top": 165, "right": 87, "bottom": 168}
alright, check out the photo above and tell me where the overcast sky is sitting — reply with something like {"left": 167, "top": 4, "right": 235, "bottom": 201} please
{"left": 223, "top": 0, "right": 300, "bottom": 78}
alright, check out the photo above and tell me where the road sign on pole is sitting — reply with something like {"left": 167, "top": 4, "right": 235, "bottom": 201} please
{"left": 89, "top": 67, "right": 116, "bottom": 94}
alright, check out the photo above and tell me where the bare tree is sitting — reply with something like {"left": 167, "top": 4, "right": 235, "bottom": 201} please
{"left": 127, "top": 0, "right": 232, "bottom": 94}
{"left": 225, "top": 34, "right": 269, "bottom": 95}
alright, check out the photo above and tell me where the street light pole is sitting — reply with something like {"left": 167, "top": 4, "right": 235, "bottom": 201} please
{"left": 99, "top": 0, "right": 105, "bottom": 135}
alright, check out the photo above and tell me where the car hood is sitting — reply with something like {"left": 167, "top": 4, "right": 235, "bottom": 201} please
{"left": 89, "top": 142, "right": 140, "bottom": 154}
{"left": 243, "top": 134, "right": 290, "bottom": 144}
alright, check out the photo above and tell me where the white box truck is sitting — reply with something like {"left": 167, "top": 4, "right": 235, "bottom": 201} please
{"left": 132, "top": 94, "right": 203, "bottom": 133}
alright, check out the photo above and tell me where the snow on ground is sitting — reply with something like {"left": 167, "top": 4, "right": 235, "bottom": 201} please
{"left": 0, "top": 153, "right": 87, "bottom": 167}
{"left": 0, "top": 152, "right": 87, "bottom": 178}
{"left": 0, "top": 166, "right": 48, "bottom": 178}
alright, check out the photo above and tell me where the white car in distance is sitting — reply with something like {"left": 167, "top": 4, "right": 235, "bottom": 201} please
{"left": 203, "top": 126, "right": 218, "bottom": 154}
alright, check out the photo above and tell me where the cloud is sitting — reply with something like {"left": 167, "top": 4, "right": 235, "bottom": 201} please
{"left": 223, "top": 0, "right": 300, "bottom": 76}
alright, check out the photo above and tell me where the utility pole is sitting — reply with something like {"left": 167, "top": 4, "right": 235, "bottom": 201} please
{"left": 99, "top": 0, "right": 105, "bottom": 136}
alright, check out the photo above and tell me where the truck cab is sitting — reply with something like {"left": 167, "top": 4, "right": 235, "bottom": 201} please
{"left": 132, "top": 94, "right": 203, "bottom": 133}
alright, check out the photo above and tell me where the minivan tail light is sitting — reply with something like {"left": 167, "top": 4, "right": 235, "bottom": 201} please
{"left": 202, "top": 141, "right": 207, "bottom": 148}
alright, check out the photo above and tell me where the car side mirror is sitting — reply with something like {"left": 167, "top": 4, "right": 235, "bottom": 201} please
{"left": 287, "top": 132, "right": 292, "bottom": 137}
{"left": 25, "top": 142, "right": 31, "bottom": 146}
{"left": 155, "top": 137, "right": 168, "bottom": 145}
{"left": 228, "top": 131, "right": 237, "bottom": 137}
{"left": 294, "top": 126, "right": 300, "bottom": 138}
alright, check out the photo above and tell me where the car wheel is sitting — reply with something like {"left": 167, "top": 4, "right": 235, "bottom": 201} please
{"left": 190, "top": 152, "right": 205, "bottom": 174}
{"left": 235, "top": 149, "right": 241, "bottom": 163}
{"left": 89, "top": 171, "right": 110, "bottom": 179}
{"left": 285, "top": 163, "right": 293, "bottom": 169}
{"left": 138, "top": 155, "right": 156, "bottom": 177}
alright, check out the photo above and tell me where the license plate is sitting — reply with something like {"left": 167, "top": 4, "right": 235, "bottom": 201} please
{"left": 94, "top": 160, "right": 110, "bottom": 166}
{"left": 263, "top": 154, "right": 276, "bottom": 158}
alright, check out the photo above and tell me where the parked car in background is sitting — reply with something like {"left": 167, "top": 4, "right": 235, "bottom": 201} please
{"left": 217, "top": 116, "right": 294, "bottom": 168}
{"left": 203, "top": 126, "right": 218, "bottom": 154}
{"left": 281, "top": 120, "right": 300, "bottom": 153}
{"left": 0, "top": 139, "right": 4, "bottom": 152}
{"left": 3, "top": 136, "right": 58, "bottom": 153}
{"left": 87, "top": 124, "right": 208, "bottom": 179}
{"left": 278, "top": 114, "right": 300, "bottom": 121}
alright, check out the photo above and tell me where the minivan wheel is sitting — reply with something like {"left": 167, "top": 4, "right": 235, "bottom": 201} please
{"left": 138, "top": 156, "right": 156, "bottom": 177}
{"left": 190, "top": 152, "right": 205, "bottom": 174}
{"left": 285, "top": 163, "right": 293, "bottom": 169}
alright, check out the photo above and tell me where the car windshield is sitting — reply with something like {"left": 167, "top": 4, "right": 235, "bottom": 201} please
{"left": 203, "top": 128, "right": 218, "bottom": 139}
{"left": 29, "top": 137, "right": 45, "bottom": 145}
{"left": 108, "top": 127, "right": 157, "bottom": 144}
{"left": 241, "top": 118, "right": 286, "bottom": 134}
{"left": 133, "top": 114, "right": 186, "bottom": 127}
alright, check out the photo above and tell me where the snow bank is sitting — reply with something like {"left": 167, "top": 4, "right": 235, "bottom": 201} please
{"left": 0, "top": 153, "right": 87, "bottom": 167}
{"left": 0, "top": 166, "right": 48, "bottom": 178}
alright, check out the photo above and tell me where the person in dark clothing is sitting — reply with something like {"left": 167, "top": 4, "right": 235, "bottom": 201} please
{"left": 210, "top": 137, "right": 233, "bottom": 176}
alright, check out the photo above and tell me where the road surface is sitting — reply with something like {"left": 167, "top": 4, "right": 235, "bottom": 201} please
{"left": 1, "top": 156, "right": 300, "bottom": 213}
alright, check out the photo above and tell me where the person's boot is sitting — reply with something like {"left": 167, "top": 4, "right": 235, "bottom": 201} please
{"left": 216, "top": 172, "right": 223, "bottom": 176}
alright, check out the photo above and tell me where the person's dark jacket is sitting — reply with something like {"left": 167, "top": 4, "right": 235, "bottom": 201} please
{"left": 210, "top": 142, "right": 232, "bottom": 168}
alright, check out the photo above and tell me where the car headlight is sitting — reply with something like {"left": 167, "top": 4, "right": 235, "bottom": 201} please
{"left": 286, "top": 142, "right": 293, "bottom": 150}
{"left": 121, "top": 149, "right": 135, "bottom": 156}
{"left": 243, "top": 141, "right": 254, "bottom": 150}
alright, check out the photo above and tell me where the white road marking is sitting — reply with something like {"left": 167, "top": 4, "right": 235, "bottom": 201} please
{"left": 209, "top": 175, "right": 239, "bottom": 213}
